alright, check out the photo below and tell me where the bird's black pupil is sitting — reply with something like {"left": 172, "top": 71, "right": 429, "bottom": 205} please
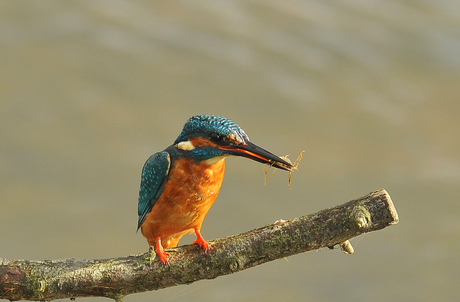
{"left": 210, "top": 132, "right": 223, "bottom": 143}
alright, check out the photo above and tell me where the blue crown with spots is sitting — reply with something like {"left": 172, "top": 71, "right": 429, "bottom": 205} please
{"left": 174, "top": 115, "right": 249, "bottom": 145}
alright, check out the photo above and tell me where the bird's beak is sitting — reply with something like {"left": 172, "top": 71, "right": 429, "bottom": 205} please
{"left": 218, "top": 141, "right": 294, "bottom": 171}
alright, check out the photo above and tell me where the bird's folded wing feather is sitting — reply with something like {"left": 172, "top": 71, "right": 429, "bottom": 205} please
{"left": 137, "top": 151, "right": 171, "bottom": 230}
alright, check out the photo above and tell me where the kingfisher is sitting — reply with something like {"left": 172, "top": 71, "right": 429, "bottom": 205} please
{"left": 137, "top": 114, "right": 293, "bottom": 264}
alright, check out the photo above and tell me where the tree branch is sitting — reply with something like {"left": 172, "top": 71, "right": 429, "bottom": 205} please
{"left": 1, "top": 189, "right": 398, "bottom": 301}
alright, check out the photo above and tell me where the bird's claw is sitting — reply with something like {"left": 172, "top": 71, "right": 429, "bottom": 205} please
{"left": 150, "top": 244, "right": 170, "bottom": 265}
{"left": 193, "top": 238, "right": 210, "bottom": 253}
{"left": 158, "top": 253, "right": 170, "bottom": 266}
{"left": 193, "top": 229, "right": 210, "bottom": 254}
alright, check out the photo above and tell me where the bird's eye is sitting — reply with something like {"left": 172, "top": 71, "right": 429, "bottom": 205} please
{"left": 209, "top": 132, "right": 224, "bottom": 143}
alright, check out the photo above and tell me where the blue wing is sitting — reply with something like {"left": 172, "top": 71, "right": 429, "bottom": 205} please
{"left": 137, "top": 151, "right": 171, "bottom": 230}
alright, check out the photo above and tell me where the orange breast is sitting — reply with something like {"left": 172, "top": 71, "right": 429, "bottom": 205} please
{"left": 140, "top": 157, "right": 226, "bottom": 248}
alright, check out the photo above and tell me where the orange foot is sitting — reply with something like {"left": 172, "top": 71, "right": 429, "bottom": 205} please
{"left": 154, "top": 237, "right": 169, "bottom": 265}
{"left": 193, "top": 228, "right": 210, "bottom": 253}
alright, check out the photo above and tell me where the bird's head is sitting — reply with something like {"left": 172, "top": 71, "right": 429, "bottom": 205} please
{"left": 174, "top": 114, "right": 293, "bottom": 171}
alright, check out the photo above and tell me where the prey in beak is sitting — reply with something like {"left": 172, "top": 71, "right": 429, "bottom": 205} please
{"left": 218, "top": 141, "right": 294, "bottom": 172}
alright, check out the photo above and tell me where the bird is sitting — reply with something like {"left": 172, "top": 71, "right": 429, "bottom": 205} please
{"left": 137, "top": 114, "right": 293, "bottom": 264}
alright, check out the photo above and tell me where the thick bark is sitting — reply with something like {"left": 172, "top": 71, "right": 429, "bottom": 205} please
{"left": 0, "top": 189, "right": 398, "bottom": 301}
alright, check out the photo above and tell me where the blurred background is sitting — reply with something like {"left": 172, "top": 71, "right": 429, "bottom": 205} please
{"left": 1, "top": 1, "right": 459, "bottom": 301}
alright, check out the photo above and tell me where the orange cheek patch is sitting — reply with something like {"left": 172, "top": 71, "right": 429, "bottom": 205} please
{"left": 189, "top": 137, "right": 218, "bottom": 148}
